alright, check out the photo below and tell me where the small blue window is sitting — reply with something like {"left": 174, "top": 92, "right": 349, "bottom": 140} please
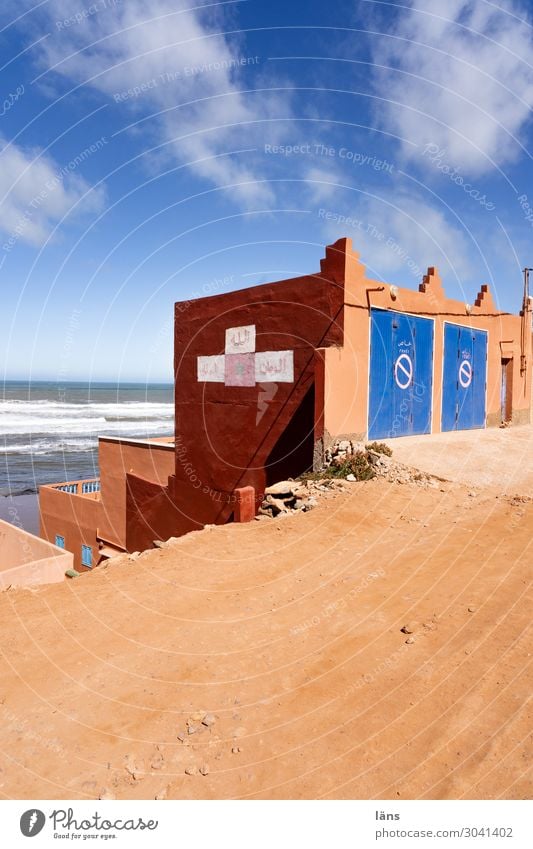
{"left": 81, "top": 545, "right": 93, "bottom": 568}
{"left": 55, "top": 535, "right": 65, "bottom": 549}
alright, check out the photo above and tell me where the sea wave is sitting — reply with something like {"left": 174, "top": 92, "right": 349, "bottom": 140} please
{"left": 0, "top": 400, "right": 173, "bottom": 417}
{"left": 0, "top": 399, "right": 174, "bottom": 438}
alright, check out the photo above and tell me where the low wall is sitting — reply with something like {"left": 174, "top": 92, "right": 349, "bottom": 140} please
{"left": 98, "top": 438, "right": 176, "bottom": 549}
{"left": 0, "top": 518, "right": 72, "bottom": 589}
{"left": 39, "top": 486, "right": 100, "bottom": 572}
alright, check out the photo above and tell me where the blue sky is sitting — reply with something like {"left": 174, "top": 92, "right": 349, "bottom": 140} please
{"left": 1, "top": 0, "right": 532, "bottom": 381}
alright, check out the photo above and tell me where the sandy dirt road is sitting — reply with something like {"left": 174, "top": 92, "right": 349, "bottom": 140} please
{"left": 0, "top": 432, "right": 531, "bottom": 801}
{"left": 384, "top": 425, "right": 533, "bottom": 494}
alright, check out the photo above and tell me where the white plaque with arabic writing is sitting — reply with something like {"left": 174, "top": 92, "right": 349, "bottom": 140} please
{"left": 255, "top": 350, "right": 294, "bottom": 383}
{"left": 197, "top": 355, "right": 225, "bottom": 382}
{"left": 225, "top": 324, "right": 256, "bottom": 354}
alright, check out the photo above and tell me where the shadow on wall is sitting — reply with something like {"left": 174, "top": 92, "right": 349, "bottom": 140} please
{"left": 265, "top": 383, "right": 315, "bottom": 485}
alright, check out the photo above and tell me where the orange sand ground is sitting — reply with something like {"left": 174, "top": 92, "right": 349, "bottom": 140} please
{"left": 0, "top": 429, "right": 531, "bottom": 800}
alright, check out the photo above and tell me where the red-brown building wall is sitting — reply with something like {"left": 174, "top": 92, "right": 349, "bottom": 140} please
{"left": 172, "top": 262, "right": 345, "bottom": 527}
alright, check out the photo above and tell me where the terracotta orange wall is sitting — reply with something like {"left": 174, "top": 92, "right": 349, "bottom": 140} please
{"left": 39, "top": 486, "right": 100, "bottom": 572}
{"left": 319, "top": 239, "right": 531, "bottom": 442}
{"left": 98, "top": 438, "right": 176, "bottom": 550}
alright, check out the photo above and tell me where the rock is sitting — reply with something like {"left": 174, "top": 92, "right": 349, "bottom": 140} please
{"left": 124, "top": 754, "right": 137, "bottom": 776}
{"left": 231, "top": 747, "right": 241, "bottom": 754}
{"left": 202, "top": 713, "right": 216, "bottom": 727}
{"left": 187, "top": 723, "right": 201, "bottom": 735}
{"left": 151, "top": 753, "right": 164, "bottom": 770}
{"left": 265, "top": 494, "right": 292, "bottom": 513}
{"left": 264, "top": 481, "right": 295, "bottom": 496}
{"left": 184, "top": 766, "right": 196, "bottom": 775}
{"left": 177, "top": 732, "right": 186, "bottom": 742}
{"left": 367, "top": 450, "right": 381, "bottom": 465}
{"left": 400, "top": 622, "right": 418, "bottom": 635}
{"left": 155, "top": 788, "right": 167, "bottom": 800}
{"left": 468, "top": 605, "right": 477, "bottom": 613}
{"left": 337, "top": 440, "right": 351, "bottom": 452}
{"left": 199, "top": 764, "right": 210, "bottom": 776}
{"left": 191, "top": 711, "right": 204, "bottom": 721}
{"left": 346, "top": 474, "right": 356, "bottom": 482}
{"left": 153, "top": 539, "right": 167, "bottom": 548}
{"left": 128, "top": 551, "right": 140, "bottom": 561}
{"left": 468, "top": 491, "right": 477, "bottom": 498}
{"left": 303, "top": 497, "right": 318, "bottom": 510}
{"left": 99, "top": 789, "right": 115, "bottom": 800}
{"left": 405, "top": 636, "right": 415, "bottom": 644}
{"left": 132, "top": 771, "right": 144, "bottom": 781}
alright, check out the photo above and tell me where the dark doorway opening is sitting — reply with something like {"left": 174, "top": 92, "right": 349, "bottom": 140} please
{"left": 265, "top": 384, "right": 315, "bottom": 485}
{"left": 501, "top": 358, "right": 513, "bottom": 423}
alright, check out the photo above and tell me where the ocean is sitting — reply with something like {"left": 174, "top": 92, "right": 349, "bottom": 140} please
{"left": 0, "top": 381, "right": 174, "bottom": 498}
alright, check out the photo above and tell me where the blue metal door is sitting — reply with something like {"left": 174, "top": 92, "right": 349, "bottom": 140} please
{"left": 368, "top": 309, "right": 434, "bottom": 439}
{"left": 441, "top": 324, "right": 487, "bottom": 431}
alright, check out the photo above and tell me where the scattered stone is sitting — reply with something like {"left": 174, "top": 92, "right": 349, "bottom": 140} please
{"left": 265, "top": 481, "right": 295, "bottom": 496}
{"left": 202, "top": 713, "right": 216, "bottom": 727}
{"left": 99, "top": 789, "right": 115, "bottom": 800}
{"left": 124, "top": 754, "right": 137, "bottom": 776}
{"left": 199, "top": 764, "right": 210, "bottom": 776}
{"left": 184, "top": 766, "right": 196, "bottom": 775}
{"left": 265, "top": 494, "right": 292, "bottom": 513}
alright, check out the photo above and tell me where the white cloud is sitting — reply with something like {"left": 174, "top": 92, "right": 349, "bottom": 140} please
{"left": 25, "top": 0, "right": 289, "bottom": 205}
{"left": 372, "top": 0, "right": 533, "bottom": 173}
{"left": 318, "top": 190, "right": 472, "bottom": 284}
{"left": 0, "top": 136, "right": 105, "bottom": 247}
{"left": 303, "top": 166, "right": 345, "bottom": 204}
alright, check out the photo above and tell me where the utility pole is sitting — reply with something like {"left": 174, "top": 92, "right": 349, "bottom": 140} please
{"left": 521, "top": 267, "right": 532, "bottom": 376}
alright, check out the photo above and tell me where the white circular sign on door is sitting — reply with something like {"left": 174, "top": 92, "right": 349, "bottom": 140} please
{"left": 394, "top": 353, "right": 413, "bottom": 389}
{"left": 459, "top": 359, "right": 473, "bottom": 388}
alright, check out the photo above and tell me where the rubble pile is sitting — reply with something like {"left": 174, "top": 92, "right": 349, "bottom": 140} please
{"left": 257, "top": 441, "right": 442, "bottom": 519}
{"left": 324, "top": 439, "right": 438, "bottom": 487}
{"left": 258, "top": 480, "right": 319, "bottom": 518}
